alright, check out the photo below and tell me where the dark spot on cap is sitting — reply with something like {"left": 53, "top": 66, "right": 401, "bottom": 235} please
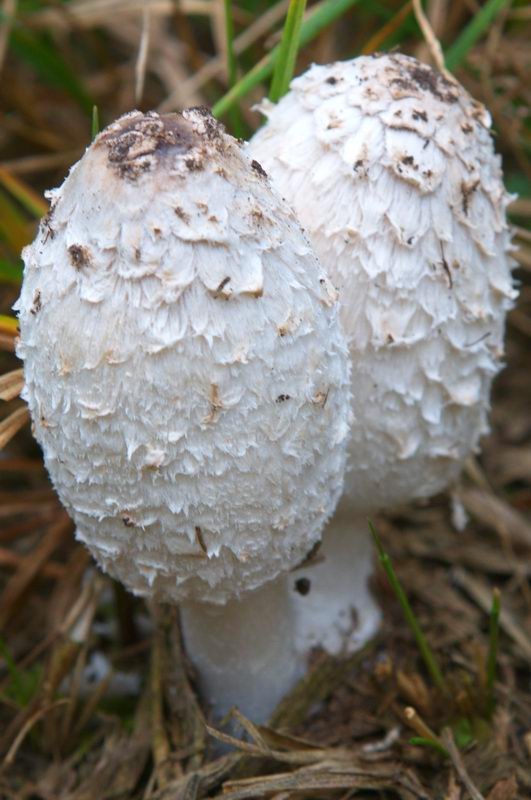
{"left": 68, "top": 244, "right": 91, "bottom": 269}
{"left": 122, "top": 515, "right": 135, "bottom": 527}
{"left": 174, "top": 206, "right": 190, "bottom": 223}
{"left": 412, "top": 109, "right": 428, "bottom": 122}
{"left": 195, "top": 525, "right": 208, "bottom": 555}
{"left": 213, "top": 276, "right": 231, "bottom": 298}
{"left": 276, "top": 394, "right": 291, "bottom": 403}
{"left": 42, "top": 202, "right": 57, "bottom": 241}
{"left": 251, "top": 159, "right": 267, "bottom": 178}
{"left": 295, "top": 577, "right": 311, "bottom": 596}
{"left": 402, "top": 155, "right": 415, "bottom": 166}
{"left": 408, "top": 64, "right": 458, "bottom": 103}
{"left": 461, "top": 179, "right": 479, "bottom": 216}
{"left": 96, "top": 109, "right": 226, "bottom": 180}
{"left": 390, "top": 59, "right": 458, "bottom": 104}
{"left": 30, "top": 289, "right": 42, "bottom": 315}
{"left": 326, "top": 76, "right": 338, "bottom": 85}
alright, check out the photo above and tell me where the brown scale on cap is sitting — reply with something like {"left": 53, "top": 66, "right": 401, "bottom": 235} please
{"left": 96, "top": 108, "right": 226, "bottom": 180}
{"left": 383, "top": 53, "right": 459, "bottom": 104}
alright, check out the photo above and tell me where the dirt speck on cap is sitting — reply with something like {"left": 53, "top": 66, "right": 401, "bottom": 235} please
{"left": 251, "top": 159, "right": 268, "bottom": 178}
{"left": 68, "top": 244, "right": 91, "bottom": 269}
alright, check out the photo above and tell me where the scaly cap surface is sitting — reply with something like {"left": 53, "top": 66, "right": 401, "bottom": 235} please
{"left": 16, "top": 109, "right": 351, "bottom": 603}
{"left": 248, "top": 54, "right": 516, "bottom": 510}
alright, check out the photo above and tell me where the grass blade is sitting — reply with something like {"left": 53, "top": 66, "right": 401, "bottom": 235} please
{"left": 445, "top": 0, "right": 512, "bottom": 71}
{"left": 0, "top": 314, "right": 19, "bottom": 336}
{"left": 0, "top": 259, "right": 23, "bottom": 286}
{"left": 91, "top": 105, "right": 100, "bottom": 141}
{"left": 486, "top": 588, "right": 501, "bottom": 717}
{"left": 269, "top": 0, "right": 307, "bottom": 103}
{"left": 212, "top": 0, "right": 362, "bottom": 119}
{"left": 223, "top": 0, "right": 238, "bottom": 91}
{"left": 409, "top": 737, "right": 449, "bottom": 758}
{"left": 0, "top": 189, "right": 31, "bottom": 253}
{"left": 361, "top": 1, "right": 413, "bottom": 55}
{"left": 369, "top": 520, "right": 447, "bottom": 693}
{"left": 0, "top": 168, "right": 47, "bottom": 219}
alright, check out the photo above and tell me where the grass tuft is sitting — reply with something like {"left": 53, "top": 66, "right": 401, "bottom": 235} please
{"left": 369, "top": 520, "right": 447, "bottom": 694}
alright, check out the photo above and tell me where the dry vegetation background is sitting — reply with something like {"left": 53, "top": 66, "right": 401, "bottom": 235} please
{"left": 0, "top": 0, "right": 530, "bottom": 798}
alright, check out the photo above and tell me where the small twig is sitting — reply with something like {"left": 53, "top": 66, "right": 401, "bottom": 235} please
{"left": 486, "top": 588, "right": 501, "bottom": 717}
{"left": 230, "top": 708, "right": 271, "bottom": 752}
{"left": 0, "top": 514, "right": 71, "bottom": 630}
{"left": 441, "top": 727, "right": 485, "bottom": 800}
{"left": 135, "top": 1, "right": 151, "bottom": 104}
{"left": 1, "top": 699, "right": 68, "bottom": 768}
{"left": 91, "top": 106, "right": 100, "bottom": 140}
{"left": 0, "top": 0, "right": 17, "bottom": 77}
{"left": 0, "top": 369, "right": 23, "bottom": 402}
{"left": 361, "top": 1, "right": 412, "bottom": 54}
{"left": 0, "top": 407, "right": 29, "bottom": 450}
{"left": 149, "top": 611, "right": 172, "bottom": 788}
{"left": 412, "top": 0, "right": 450, "bottom": 76}
{"left": 402, "top": 706, "right": 449, "bottom": 758}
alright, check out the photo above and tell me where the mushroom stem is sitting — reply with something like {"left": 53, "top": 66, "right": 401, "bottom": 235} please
{"left": 291, "top": 512, "right": 381, "bottom": 657}
{"left": 179, "top": 576, "right": 305, "bottom": 724}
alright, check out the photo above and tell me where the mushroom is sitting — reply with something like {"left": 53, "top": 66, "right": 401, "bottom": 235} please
{"left": 248, "top": 53, "right": 516, "bottom": 654}
{"left": 15, "top": 109, "right": 352, "bottom": 722}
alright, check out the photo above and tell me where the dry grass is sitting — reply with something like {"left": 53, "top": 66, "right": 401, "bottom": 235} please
{"left": 0, "top": 1, "right": 530, "bottom": 797}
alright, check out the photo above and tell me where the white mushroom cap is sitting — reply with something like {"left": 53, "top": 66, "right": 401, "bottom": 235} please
{"left": 248, "top": 54, "right": 517, "bottom": 512}
{"left": 16, "top": 108, "right": 351, "bottom": 605}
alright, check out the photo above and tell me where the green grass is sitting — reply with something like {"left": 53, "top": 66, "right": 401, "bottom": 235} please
{"left": 223, "top": 1, "right": 246, "bottom": 138}
{"left": 269, "top": 0, "right": 307, "bottom": 103}
{"left": 0, "top": 259, "right": 24, "bottom": 286}
{"left": 91, "top": 105, "right": 100, "bottom": 141}
{"left": 409, "top": 736, "right": 449, "bottom": 759}
{"left": 212, "top": 0, "right": 362, "bottom": 118}
{"left": 369, "top": 521, "right": 447, "bottom": 694}
{"left": 370, "top": 520, "right": 505, "bottom": 754}
{"left": 445, "top": 0, "right": 513, "bottom": 70}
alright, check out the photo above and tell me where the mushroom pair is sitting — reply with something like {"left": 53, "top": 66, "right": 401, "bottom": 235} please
{"left": 15, "top": 55, "right": 515, "bottom": 724}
